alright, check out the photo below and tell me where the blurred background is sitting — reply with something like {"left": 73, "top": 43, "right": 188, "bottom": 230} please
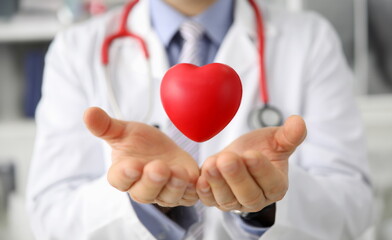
{"left": 0, "top": 0, "right": 391, "bottom": 239}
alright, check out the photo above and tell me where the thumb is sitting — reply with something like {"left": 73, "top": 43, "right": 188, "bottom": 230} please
{"left": 83, "top": 107, "right": 125, "bottom": 141}
{"left": 274, "top": 115, "right": 307, "bottom": 153}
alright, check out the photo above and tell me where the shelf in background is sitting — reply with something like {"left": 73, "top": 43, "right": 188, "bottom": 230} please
{"left": 0, "top": 10, "right": 64, "bottom": 43}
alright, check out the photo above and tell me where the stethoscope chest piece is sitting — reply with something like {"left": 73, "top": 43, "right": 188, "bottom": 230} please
{"left": 248, "top": 104, "right": 283, "bottom": 129}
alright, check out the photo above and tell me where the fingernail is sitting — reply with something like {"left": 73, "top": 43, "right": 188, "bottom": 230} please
{"left": 124, "top": 169, "right": 140, "bottom": 180}
{"left": 207, "top": 167, "right": 219, "bottom": 177}
{"left": 169, "top": 177, "right": 186, "bottom": 187}
{"left": 148, "top": 171, "right": 166, "bottom": 183}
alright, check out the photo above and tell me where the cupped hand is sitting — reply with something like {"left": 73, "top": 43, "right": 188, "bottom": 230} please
{"left": 84, "top": 107, "right": 200, "bottom": 207}
{"left": 196, "top": 116, "right": 307, "bottom": 212}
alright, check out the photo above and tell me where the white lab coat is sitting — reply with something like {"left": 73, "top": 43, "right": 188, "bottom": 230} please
{"left": 27, "top": 0, "right": 373, "bottom": 239}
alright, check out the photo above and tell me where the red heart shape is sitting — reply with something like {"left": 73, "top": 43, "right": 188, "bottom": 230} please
{"left": 161, "top": 63, "right": 242, "bottom": 142}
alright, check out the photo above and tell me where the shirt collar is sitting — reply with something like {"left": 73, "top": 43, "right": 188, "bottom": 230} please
{"left": 150, "top": 0, "right": 233, "bottom": 47}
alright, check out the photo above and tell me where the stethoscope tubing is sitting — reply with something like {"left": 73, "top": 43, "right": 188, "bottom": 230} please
{"left": 248, "top": 0, "right": 269, "bottom": 105}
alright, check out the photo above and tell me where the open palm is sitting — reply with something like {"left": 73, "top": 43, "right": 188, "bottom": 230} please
{"left": 197, "top": 116, "right": 306, "bottom": 212}
{"left": 84, "top": 107, "right": 200, "bottom": 207}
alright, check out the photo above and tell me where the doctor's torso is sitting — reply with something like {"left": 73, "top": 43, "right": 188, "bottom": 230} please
{"left": 58, "top": 0, "right": 317, "bottom": 164}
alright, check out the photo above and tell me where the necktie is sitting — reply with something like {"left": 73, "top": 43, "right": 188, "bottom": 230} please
{"left": 168, "top": 21, "right": 205, "bottom": 161}
{"left": 167, "top": 21, "right": 205, "bottom": 239}
{"left": 178, "top": 21, "right": 204, "bottom": 66}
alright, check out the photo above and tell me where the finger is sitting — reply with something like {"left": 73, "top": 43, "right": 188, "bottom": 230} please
{"left": 243, "top": 151, "right": 288, "bottom": 202}
{"left": 107, "top": 159, "right": 144, "bottom": 192}
{"left": 203, "top": 156, "right": 241, "bottom": 211}
{"left": 274, "top": 115, "right": 307, "bottom": 154}
{"left": 155, "top": 165, "right": 189, "bottom": 207}
{"left": 196, "top": 174, "right": 216, "bottom": 207}
{"left": 181, "top": 183, "right": 198, "bottom": 206}
{"left": 83, "top": 107, "right": 125, "bottom": 141}
{"left": 128, "top": 160, "right": 170, "bottom": 204}
{"left": 216, "top": 152, "right": 266, "bottom": 211}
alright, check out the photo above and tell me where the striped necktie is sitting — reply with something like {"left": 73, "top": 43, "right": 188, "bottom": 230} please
{"left": 178, "top": 21, "right": 204, "bottom": 66}
{"left": 167, "top": 21, "right": 205, "bottom": 239}
{"left": 168, "top": 21, "right": 205, "bottom": 161}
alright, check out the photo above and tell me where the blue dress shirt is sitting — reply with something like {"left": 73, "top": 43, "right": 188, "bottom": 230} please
{"left": 150, "top": 0, "right": 233, "bottom": 66}
{"left": 131, "top": 0, "right": 267, "bottom": 239}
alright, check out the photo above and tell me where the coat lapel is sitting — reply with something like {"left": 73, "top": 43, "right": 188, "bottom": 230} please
{"left": 214, "top": 0, "right": 258, "bottom": 76}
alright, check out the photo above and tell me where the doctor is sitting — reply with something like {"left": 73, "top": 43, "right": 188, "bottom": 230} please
{"left": 27, "top": 0, "right": 373, "bottom": 239}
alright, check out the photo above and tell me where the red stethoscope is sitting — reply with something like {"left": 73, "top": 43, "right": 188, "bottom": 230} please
{"left": 101, "top": 0, "right": 283, "bottom": 128}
